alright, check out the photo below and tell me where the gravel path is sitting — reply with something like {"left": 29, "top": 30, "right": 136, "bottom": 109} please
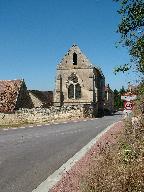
{"left": 50, "top": 121, "right": 123, "bottom": 192}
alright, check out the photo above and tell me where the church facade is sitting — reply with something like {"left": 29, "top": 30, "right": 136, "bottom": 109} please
{"left": 54, "top": 44, "right": 105, "bottom": 115}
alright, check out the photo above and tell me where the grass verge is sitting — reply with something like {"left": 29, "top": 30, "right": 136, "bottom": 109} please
{"left": 81, "top": 91, "right": 144, "bottom": 192}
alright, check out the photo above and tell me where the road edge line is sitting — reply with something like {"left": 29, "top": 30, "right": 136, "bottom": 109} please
{"left": 32, "top": 121, "right": 122, "bottom": 192}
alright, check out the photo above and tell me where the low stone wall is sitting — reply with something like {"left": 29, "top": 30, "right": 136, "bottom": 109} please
{"left": 0, "top": 106, "right": 84, "bottom": 126}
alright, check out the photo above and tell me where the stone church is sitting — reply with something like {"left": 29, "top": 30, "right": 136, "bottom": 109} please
{"left": 54, "top": 44, "right": 105, "bottom": 115}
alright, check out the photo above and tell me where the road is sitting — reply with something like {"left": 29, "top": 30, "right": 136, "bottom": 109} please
{"left": 0, "top": 113, "right": 122, "bottom": 192}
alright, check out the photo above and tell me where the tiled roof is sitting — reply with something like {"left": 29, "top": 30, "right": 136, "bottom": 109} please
{"left": 29, "top": 90, "right": 53, "bottom": 107}
{"left": 0, "top": 80, "right": 23, "bottom": 112}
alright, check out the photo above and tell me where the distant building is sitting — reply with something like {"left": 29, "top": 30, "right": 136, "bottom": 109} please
{"left": 54, "top": 44, "right": 105, "bottom": 116}
{"left": 104, "top": 84, "right": 114, "bottom": 114}
{"left": 0, "top": 79, "right": 33, "bottom": 113}
{"left": 29, "top": 90, "right": 53, "bottom": 108}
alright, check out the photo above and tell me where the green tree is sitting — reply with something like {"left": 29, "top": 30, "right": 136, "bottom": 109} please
{"left": 119, "top": 86, "right": 126, "bottom": 94}
{"left": 114, "top": 0, "right": 144, "bottom": 74}
{"left": 114, "top": 88, "right": 124, "bottom": 109}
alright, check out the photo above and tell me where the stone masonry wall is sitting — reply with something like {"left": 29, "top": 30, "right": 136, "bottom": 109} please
{"left": 0, "top": 106, "right": 84, "bottom": 126}
{"left": 54, "top": 45, "right": 95, "bottom": 106}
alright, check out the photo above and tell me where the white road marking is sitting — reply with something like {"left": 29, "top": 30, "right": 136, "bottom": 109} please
{"left": 45, "top": 124, "right": 50, "bottom": 126}
{"left": 20, "top": 127, "right": 26, "bottom": 129}
{"left": 37, "top": 125, "right": 42, "bottom": 127}
{"left": 11, "top": 128, "right": 18, "bottom": 130}
{"left": 74, "top": 120, "right": 78, "bottom": 123}
{"left": 83, "top": 119, "right": 87, "bottom": 122}
{"left": 32, "top": 121, "right": 122, "bottom": 192}
{"left": 3, "top": 128, "right": 9, "bottom": 131}
{"left": 63, "top": 122, "right": 68, "bottom": 124}
{"left": 53, "top": 123, "right": 59, "bottom": 125}
{"left": 29, "top": 125, "right": 34, "bottom": 128}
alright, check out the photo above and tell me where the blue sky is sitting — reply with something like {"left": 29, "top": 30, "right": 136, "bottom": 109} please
{"left": 0, "top": 0, "right": 137, "bottom": 91}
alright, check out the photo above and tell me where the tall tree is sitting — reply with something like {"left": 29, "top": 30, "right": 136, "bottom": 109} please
{"left": 119, "top": 86, "right": 126, "bottom": 94}
{"left": 114, "top": 89, "right": 124, "bottom": 109}
{"left": 114, "top": 0, "right": 144, "bottom": 74}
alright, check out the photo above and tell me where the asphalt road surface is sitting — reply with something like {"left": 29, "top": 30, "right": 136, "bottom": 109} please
{"left": 0, "top": 113, "right": 122, "bottom": 192}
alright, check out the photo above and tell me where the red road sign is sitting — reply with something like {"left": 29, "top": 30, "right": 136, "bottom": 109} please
{"left": 124, "top": 101, "right": 133, "bottom": 110}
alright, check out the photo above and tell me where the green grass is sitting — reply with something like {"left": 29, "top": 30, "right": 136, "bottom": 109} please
{"left": 0, "top": 121, "right": 33, "bottom": 128}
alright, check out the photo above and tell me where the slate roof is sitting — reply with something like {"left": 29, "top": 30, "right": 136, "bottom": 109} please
{"left": 0, "top": 80, "right": 23, "bottom": 112}
{"left": 105, "top": 84, "right": 113, "bottom": 92}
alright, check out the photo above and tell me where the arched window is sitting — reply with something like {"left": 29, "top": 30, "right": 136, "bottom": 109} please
{"left": 68, "top": 83, "right": 81, "bottom": 99}
{"left": 75, "top": 84, "right": 81, "bottom": 99}
{"left": 68, "top": 84, "right": 74, "bottom": 99}
{"left": 73, "top": 53, "right": 77, "bottom": 65}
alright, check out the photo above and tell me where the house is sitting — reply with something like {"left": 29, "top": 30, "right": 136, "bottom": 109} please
{"left": 104, "top": 84, "right": 114, "bottom": 114}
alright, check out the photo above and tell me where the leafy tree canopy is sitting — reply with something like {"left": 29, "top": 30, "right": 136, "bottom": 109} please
{"left": 114, "top": 0, "right": 144, "bottom": 74}
{"left": 114, "top": 87, "right": 126, "bottom": 109}
{"left": 120, "top": 86, "right": 126, "bottom": 94}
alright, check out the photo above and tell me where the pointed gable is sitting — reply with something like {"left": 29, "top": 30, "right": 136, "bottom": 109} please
{"left": 57, "top": 44, "right": 93, "bottom": 70}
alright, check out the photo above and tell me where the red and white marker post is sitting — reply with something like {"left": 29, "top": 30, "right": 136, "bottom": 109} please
{"left": 121, "top": 93, "right": 137, "bottom": 115}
